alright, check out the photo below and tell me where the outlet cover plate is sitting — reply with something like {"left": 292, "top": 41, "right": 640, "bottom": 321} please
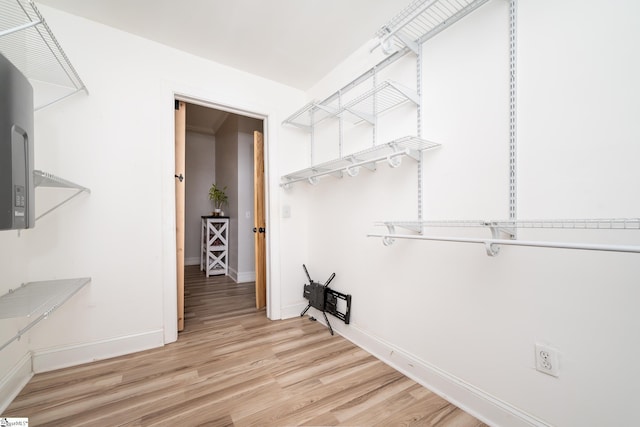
{"left": 535, "top": 343, "right": 560, "bottom": 377}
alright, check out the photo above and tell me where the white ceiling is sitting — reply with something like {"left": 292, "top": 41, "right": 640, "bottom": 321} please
{"left": 37, "top": 0, "right": 412, "bottom": 91}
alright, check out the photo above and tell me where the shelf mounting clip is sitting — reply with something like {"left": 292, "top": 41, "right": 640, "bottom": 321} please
{"left": 382, "top": 223, "right": 396, "bottom": 246}
{"left": 484, "top": 221, "right": 516, "bottom": 256}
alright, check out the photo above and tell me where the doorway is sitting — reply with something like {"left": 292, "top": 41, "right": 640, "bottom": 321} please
{"left": 175, "top": 99, "right": 267, "bottom": 332}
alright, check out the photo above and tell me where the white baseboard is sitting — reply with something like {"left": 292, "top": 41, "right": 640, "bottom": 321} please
{"left": 228, "top": 268, "right": 255, "bottom": 284}
{"left": 304, "top": 308, "right": 550, "bottom": 427}
{"left": 32, "top": 329, "right": 165, "bottom": 373}
{"left": 0, "top": 352, "right": 32, "bottom": 413}
{"left": 236, "top": 271, "right": 255, "bottom": 283}
{"left": 281, "top": 302, "right": 307, "bottom": 320}
{"left": 185, "top": 257, "right": 200, "bottom": 266}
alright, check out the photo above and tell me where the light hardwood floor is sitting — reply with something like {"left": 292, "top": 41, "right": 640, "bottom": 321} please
{"left": 5, "top": 266, "right": 488, "bottom": 426}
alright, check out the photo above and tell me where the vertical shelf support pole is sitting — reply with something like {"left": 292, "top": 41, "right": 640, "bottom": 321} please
{"left": 509, "top": 0, "right": 518, "bottom": 238}
{"left": 338, "top": 90, "right": 344, "bottom": 158}
{"left": 416, "top": 43, "right": 424, "bottom": 223}
{"left": 372, "top": 67, "right": 378, "bottom": 147}
{"left": 310, "top": 109, "right": 315, "bottom": 167}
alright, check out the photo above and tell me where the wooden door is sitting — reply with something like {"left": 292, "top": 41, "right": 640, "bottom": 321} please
{"left": 254, "top": 131, "right": 266, "bottom": 309}
{"left": 175, "top": 100, "right": 186, "bottom": 331}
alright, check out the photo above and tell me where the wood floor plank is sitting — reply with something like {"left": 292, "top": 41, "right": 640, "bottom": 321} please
{"left": 3, "top": 266, "right": 488, "bottom": 426}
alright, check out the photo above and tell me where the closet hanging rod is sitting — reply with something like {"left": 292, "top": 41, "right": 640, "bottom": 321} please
{"left": 367, "top": 233, "right": 640, "bottom": 255}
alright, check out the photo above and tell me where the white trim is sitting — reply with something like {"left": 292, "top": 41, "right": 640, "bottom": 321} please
{"left": 228, "top": 269, "right": 236, "bottom": 282}
{"left": 32, "top": 330, "right": 164, "bottom": 373}
{"left": 236, "top": 271, "right": 256, "bottom": 283}
{"left": 228, "top": 267, "right": 256, "bottom": 284}
{"left": 0, "top": 352, "right": 32, "bottom": 413}
{"left": 160, "top": 82, "right": 179, "bottom": 346}
{"left": 304, "top": 308, "right": 551, "bottom": 427}
{"left": 185, "top": 257, "right": 200, "bottom": 266}
{"left": 281, "top": 302, "right": 307, "bottom": 319}
{"left": 160, "top": 79, "right": 281, "bottom": 338}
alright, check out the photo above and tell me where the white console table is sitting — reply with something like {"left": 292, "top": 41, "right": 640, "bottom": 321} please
{"left": 200, "top": 216, "right": 229, "bottom": 277}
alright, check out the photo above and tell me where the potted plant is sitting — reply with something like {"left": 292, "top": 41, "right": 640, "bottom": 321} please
{"left": 208, "top": 183, "right": 228, "bottom": 216}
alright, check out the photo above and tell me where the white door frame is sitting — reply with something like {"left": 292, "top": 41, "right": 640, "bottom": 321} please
{"left": 161, "top": 82, "right": 281, "bottom": 345}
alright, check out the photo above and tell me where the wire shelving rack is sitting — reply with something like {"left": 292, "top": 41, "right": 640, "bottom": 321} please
{"left": 0, "top": 277, "right": 91, "bottom": 352}
{"left": 281, "top": 136, "right": 440, "bottom": 188}
{"left": 281, "top": 0, "right": 489, "bottom": 188}
{"left": 0, "top": 0, "right": 87, "bottom": 110}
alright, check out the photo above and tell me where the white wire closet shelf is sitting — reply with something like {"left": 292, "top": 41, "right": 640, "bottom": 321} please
{"left": 369, "top": 218, "right": 640, "bottom": 256}
{"left": 376, "top": 218, "right": 640, "bottom": 232}
{"left": 373, "top": 0, "right": 491, "bottom": 54}
{"left": 0, "top": 277, "right": 91, "bottom": 351}
{"left": 0, "top": 0, "right": 87, "bottom": 110}
{"left": 281, "top": 0, "right": 492, "bottom": 195}
{"left": 283, "top": 0, "right": 491, "bottom": 128}
{"left": 33, "top": 169, "right": 90, "bottom": 221}
{"left": 343, "top": 80, "right": 419, "bottom": 125}
{"left": 282, "top": 99, "right": 340, "bottom": 130}
{"left": 283, "top": 80, "right": 418, "bottom": 129}
{"left": 281, "top": 136, "right": 440, "bottom": 187}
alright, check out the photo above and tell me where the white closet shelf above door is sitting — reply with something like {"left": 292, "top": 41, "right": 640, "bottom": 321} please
{"left": 0, "top": 0, "right": 87, "bottom": 110}
{"left": 281, "top": 136, "right": 440, "bottom": 188}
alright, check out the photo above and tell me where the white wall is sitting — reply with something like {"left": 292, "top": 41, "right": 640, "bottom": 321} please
{"left": 278, "top": 1, "right": 640, "bottom": 426}
{"left": 0, "top": 4, "right": 304, "bottom": 407}
{"left": 215, "top": 116, "right": 239, "bottom": 275}
{"left": 185, "top": 130, "right": 215, "bottom": 264}
{"left": 4, "top": 1, "right": 638, "bottom": 425}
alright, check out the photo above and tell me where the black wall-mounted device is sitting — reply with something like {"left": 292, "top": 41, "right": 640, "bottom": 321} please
{"left": 300, "top": 264, "right": 352, "bottom": 335}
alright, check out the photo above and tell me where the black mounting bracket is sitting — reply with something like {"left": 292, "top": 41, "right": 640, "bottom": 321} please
{"left": 300, "top": 264, "right": 352, "bottom": 335}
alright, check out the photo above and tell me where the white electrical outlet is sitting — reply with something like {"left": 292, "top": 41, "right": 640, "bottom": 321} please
{"left": 535, "top": 343, "right": 560, "bottom": 377}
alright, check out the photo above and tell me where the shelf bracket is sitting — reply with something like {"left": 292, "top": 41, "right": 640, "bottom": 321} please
{"left": 343, "top": 108, "right": 375, "bottom": 125}
{"left": 345, "top": 156, "right": 372, "bottom": 177}
{"left": 394, "top": 31, "right": 420, "bottom": 55}
{"left": 286, "top": 123, "right": 312, "bottom": 131}
{"left": 404, "top": 148, "right": 421, "bottom": 162}
{"left": 484, "top": 240, "right": 500, "bottom": 257}
{"left": 315, "top": 103, "right": 341, "bottom": 116}
{"left": 387, "top": 81, "right": 420, "bottom": 105}
{"left": 33, "top": 170, "right": 90, "bottom": 221}
{"left": 383, "top": 223, "right": 396, "bottom": 246}
{"left": 486, "top": 221, "right": 516, "bottom": 240}
{"left": 485, "top": 222, "right": 516, "bottom": 256}
{"left": 387, "top": 154, "right": 402, "bottom": 168}
{"left": 347, "top": 155, "right": 377, "bottom": 173}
